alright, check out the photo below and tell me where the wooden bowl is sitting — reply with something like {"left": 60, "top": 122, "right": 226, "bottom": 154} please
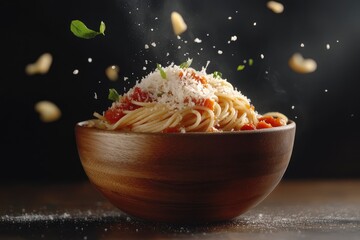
{"left": 75, "top": 121, "right": 296, "bottom": 224}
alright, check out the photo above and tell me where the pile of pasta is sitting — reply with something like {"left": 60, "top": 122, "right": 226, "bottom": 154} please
{"left": 93, "top": 62, "right": 287, "bottom": 132}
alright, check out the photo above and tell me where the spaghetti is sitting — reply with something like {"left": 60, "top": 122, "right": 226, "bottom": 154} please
{"left": 92, "top": 62, "right": 287, "bottom": 132}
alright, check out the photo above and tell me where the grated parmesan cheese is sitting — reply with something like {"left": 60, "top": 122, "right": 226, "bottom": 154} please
{"left": 122, "top": 62, "right": 250, "bottom": 111}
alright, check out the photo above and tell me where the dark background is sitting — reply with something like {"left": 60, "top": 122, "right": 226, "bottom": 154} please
{"left": 1, "top": 0, "right": 359, "bottom": 183}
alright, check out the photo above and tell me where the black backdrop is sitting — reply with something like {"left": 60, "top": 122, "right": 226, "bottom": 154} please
{"left": 1, "top": 0, "right": 359, "bottom": 182}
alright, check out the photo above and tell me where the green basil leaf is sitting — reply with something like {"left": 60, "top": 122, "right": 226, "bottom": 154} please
{"left": 213, "top": 71, "right": 222, "bottom": 79}
{"left": 157, "top": 63, "right": 167, "bottom": 79}
{"left": 237, "top": 65, "right": 245, "bottom": 71}
{"left": 108, "top": 88, "right": 120, "bottom": 102}
{"left": 70, "top": 20, "right": 105, "bottom": 39}
{"left": 179, "top": 59, "right": 193, "bottom": 69}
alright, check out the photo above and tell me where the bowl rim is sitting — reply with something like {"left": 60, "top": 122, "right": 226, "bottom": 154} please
{"left": 75, "top": 120, "right": 295, "bottom": 136}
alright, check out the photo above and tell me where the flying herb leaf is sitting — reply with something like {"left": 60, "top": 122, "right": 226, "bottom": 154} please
{"left": 157, "top": 63, "right": 167, "bottom": 79}
{"left": 237, "top": 65, "right": 245, "bottom": 71}
{"left": 213, "top": 71, "right": 222, "bottom": 79}
{"left": 248, "top": 58, "right": 254, "bottom": 66}
{"left": 179, "top": 59, "right": 193, "bottom": 69}
{"left": 99, "top": 21, "right": 106, "bottom": 35}
{"left": 108, "top": 88, "right": 120, "bottom": 102}
{"left": 70, "top": 20, "right": 106, "bottom": 39}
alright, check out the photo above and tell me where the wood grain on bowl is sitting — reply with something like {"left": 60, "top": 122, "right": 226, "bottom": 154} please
{"left": 75, "top": 121, "right": 296, "bottom": 223}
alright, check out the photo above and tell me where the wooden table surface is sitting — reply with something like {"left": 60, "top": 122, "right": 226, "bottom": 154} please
{"left": 1, "top": 180, "right": 359, "bottom": 239}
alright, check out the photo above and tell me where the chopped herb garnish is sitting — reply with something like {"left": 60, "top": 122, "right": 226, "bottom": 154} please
{"left": 179, "top": 59, "right": 193, "bottom": 69}
{"left": 157, "top": 92, "right": 164, "bottom": 97}
{"left": 157, "top": 63, "right": 167, "bottom": 79}
{"left": 70, "top": 20, "right": 106, "bottom": 39}
{"left": 213, "top": 71, "right": 222, "bottom": 79}
{"left": 99, "top": 21, "right": 106, "bottom": 35}
{"left": 237, "top": 65, "right": 245, "bottom": 71}
{"left": 248, "top": 58, "right": 254, "bottom": 66}
{"left": 108, "top": 88, "right": 120, "bottom": 102}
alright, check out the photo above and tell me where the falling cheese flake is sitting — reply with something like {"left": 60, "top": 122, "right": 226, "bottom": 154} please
{"left": 171, "top": 11, "right": 187, "bottom": 35}
{"left": 267, "top": 1, "right": 284, "bottom": 14}
{"left": 230, "top": 36, "right": 237, "bottom": 41}
{"left": 25, "top": 53, "right": 53, "bottom": 75}
{"left": 105, "top": 65, "right": 119, "bottom": 81}
{"left": 144, "top": 44, "right": 149, "bottom": 49}
{"left": 253, "top": 22, "right": 257, "bottom": 26}
{"left": 291, "top": 105, "right": 295, "bottom": 109}
{"left": 73, "top": 69, "right": 79, "bottom": 75}
{"left": 88, "top": 58, "right": 93, "bottom": 63}
{"left": 151, "top": 42, "right": 157, "bottom": 47}
{"left": 35, "top": 101, "right": 61, "bottom": 123}
{"left": 260, "top": 54, "right": 265, "bottom": 59}
{"left": 228, "top": 16, "right": 232, "bottom": 20}
{"left": 288, "top": 53, "right": 317, "bottom": 74}
{"left": 326, "top": 44, "right": 330, "bottom": 50}
{"left": 217, "top": 50, "right": 223, "bottom": 55}
{"left": 300, "top": 43, "right": 305, "bottom": 48}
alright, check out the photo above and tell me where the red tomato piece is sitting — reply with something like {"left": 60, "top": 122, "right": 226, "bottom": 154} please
{"left": 162, "top": 127, "right": 180, "bottom": 133}
{"left": 258, "top": 116, "right": 286, "bottom": 127}
{"left": 131, "top": 87, "right": 150, "bottom": 102}
{"left": 256, "top": 120, "right": 273, "bottom": 129}
{"left": 241, "top": 123, "right": 256, "bottom": 131}
{"left": 104, "top": 107, "right": 125, "bottom": 124}
{"left": 203, "top": 99, "right": 215, "bottom": 110}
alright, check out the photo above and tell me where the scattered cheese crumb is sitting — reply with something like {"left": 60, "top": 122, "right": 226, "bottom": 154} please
{"left": 230, "top": 36, "right": 237, "bottom": 41}
{"left": 300, "top": 43, "right": 305, "bottom": 48}
{"left": 218, "top": 50, "right": 223, "bottom": 55}
{"left": 151, "top": 42, "right": 157, "bottom": 47}
{"left": 35, "top": 101, "right": 61, "bottom": 122}
{"left": 73, "top": 69, "right": 79, "bottom": 75}
{"left": 88, "top": 58, "right": 93, "bottom": 63}
{"left": 326, "top": 44, "right": 330, "bottom": 50}
{"left": 25, "top": 53, "right": 53, "bottom": 75}
{"left": 144, "top": 44, "right": 149, "bottom": 49}
{"left": 171, "top": 11, "right": 187, "bottom": 35}
{"left": 260, "top": 54, "right": 265, "bottom": 59}
{"left": 194, "top": 38, "right": 202, "bottom": 43}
